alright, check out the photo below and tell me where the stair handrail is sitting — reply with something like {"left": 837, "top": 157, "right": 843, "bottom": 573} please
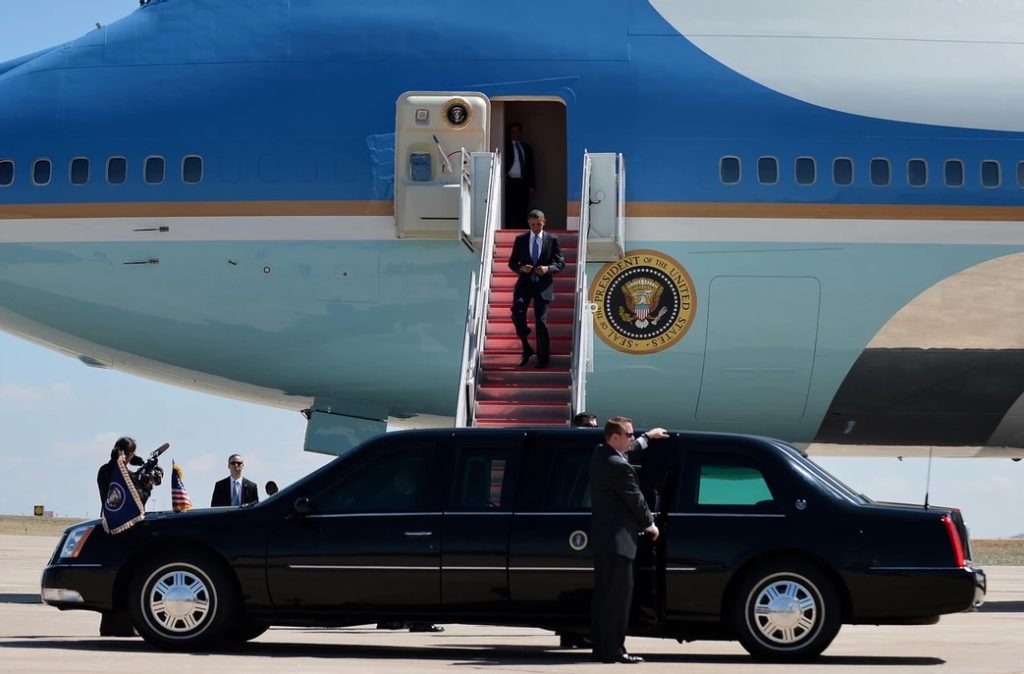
{"left": 571, "top": 152, "right": 594, "bottom": 416}
{"left": 455, "top": 151, "right": 502, "bottom": 427}
{"left": 616, "top": 152, "right": 626, "bottom": 256}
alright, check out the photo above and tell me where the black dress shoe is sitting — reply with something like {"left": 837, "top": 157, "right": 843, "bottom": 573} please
{"left": 518, "top": 349, "right": 535, "bottom": 367}
{"left": 408, "top": 623, "right": 444, "bottom": 633}
{"left": 598, "top": 653, "right": 643, "bottom": 664}
{"left": 535, "top": 359, "right": 549, "bottom": 369}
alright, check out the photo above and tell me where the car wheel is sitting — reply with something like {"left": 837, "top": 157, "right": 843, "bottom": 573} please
{"left": 129, "top": 553, "right": 236, "bottom": 650}
{"left": 730, "top": 560, "right": 841, "bottom": 662}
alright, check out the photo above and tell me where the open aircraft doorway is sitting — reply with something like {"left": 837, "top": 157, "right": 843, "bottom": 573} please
{"left": 491, "top": 99, "right": 567, "bottom": 231}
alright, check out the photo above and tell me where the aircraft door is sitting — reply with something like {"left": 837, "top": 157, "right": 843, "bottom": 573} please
{"left": 395, "top": 92, "right": 490, "bottom": 240}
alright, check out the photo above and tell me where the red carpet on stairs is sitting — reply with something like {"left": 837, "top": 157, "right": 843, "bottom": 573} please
{"left": 475, "top": 230, "right": 578, "bottom": 427}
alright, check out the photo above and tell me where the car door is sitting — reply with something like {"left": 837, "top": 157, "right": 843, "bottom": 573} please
{"left": 440, "top": 434, "right": 522, "bottom": 616}
{"left": 266, "top": 438, "right": 445, "bottom": 617}
{"left": 507, "top": 431, "right": 599, "bottom": 619}
{"left": 663, "top": 445, "right": 787, "bottom": 620}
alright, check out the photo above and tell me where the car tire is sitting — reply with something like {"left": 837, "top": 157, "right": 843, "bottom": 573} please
{"left": 730, "top": 559, "right": 841, "bottom": 662}
{"left": 129, "top": 552, "right": 236, "bottom": 650}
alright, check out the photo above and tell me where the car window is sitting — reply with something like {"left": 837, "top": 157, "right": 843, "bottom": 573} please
{"left": 678, "top": 452, "right": 777, "bottom": 509}
{"left": 543, "top": 447, "right": 592, "bottom": 512}
{"left": 450, "top": 447, "right": 514, "bottom": 511}
{"left": 697, "top": 463, "right": 773, "bottom": 505}
{"left": 315, "top": 446, "right": 440, "bottom": 514}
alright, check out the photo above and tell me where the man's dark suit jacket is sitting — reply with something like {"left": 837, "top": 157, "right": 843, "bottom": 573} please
{"left": 506, "top": 231, "right": 565, "bottom": 301}
{"left": 589, "top": 443, "right": 654, "bottom": 560}
{"left": 504, "top": 139, "right": 535, "bottom": 189}
{"left": 211, "top": 477, "right": 259, "bottom": 507}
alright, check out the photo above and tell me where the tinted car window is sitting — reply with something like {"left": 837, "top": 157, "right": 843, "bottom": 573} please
{"left": 451, "top": 448, "right": 513, "bottom": 511}
{"left": 697, "top": 463, "right": 773, "bottom": 505}
{"left": 315, "top": 448, "right": 440, "bottom": 514}
{"left": 544, "top": 447, "right": 592, "bottom": 512}
{"left": 678, "top": 452, "right": 776, "bottom": 509}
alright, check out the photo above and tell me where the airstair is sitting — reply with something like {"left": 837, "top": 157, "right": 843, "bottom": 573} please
{"left": 456, "top": 152, "right": 625, "bottom": 428}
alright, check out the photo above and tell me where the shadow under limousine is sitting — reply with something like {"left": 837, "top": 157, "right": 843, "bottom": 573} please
{"left": 0, "top": 637, "right": 945, "bottom": 667}
{"left": 976, "top": 600, "right": 1024, "bottom": 613}
{"left": 0, "top": 593, "right": 40, "bottom": 604}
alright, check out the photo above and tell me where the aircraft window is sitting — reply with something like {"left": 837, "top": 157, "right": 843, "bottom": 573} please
{"left": 944, "top": 159, "right": 965, "bottom": 187}
{"left": 450, "top": 448, "right": 514, "bottom": 511}
{"left": 70, "top": 158, "right": 90, "bottom": 186}
{"left": 757, "top": 156, "right": 778, "bottom": 184}
{"left": 182, "top": 155, "right": 203, "bottom": 184}
{"left": 832, "top": 157, "right": 853, "bottom": 186}
{"left": 907, "top": 159, "right": 927, "bottom": 187}
{"left": 33, "top": 159, "right": 52, "bottom": 186}
{"left": 1017, "top": 161, "right": 1024, "bottom": 188}
{"left": 981, "top": 160, "right": 1001, "bottom": 188}
{"left": 719, "top": 156, "right": 740, "bottom": 184}
{"left": 145, "top": 156, "right": 165, "bottom": 185}
{"left": 795, "top": 157, "right": 815, "bottom": 185}
{"left": 107, "top": 157, "right": 127, "bottom": 185}
{"left": 0, "top": 160, "right": 13, "bottom": 186}
{"left": 870, "top": 158, "right": 890, "bottom": 186}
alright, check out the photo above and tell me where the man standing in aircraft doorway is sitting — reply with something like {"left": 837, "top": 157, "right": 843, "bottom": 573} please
{"left": 508, "top": 210, "right": 564, "bottom": 369}
{"left": 504, "top": 122, "right": 535, "bottom": 229}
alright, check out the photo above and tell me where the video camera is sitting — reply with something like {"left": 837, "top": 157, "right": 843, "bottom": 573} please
{"left": 129, "top": 442, "right": 169, "bottom": 503}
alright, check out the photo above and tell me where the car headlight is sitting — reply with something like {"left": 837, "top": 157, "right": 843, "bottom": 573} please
{"left": 59, "top": 524, "right": 95, "bottom": 559}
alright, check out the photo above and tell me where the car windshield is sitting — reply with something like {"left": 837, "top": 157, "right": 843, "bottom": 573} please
{"left": 774, "top": 442, "right": 869, "bottom": 505}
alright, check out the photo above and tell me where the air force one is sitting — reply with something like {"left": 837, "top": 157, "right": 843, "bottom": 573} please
{"left": 2, "top": 0, "right": 1023, "bottom": 457}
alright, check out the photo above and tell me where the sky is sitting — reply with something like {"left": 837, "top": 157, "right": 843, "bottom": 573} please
{"left": 1, "top": 1, "right": 1023, "bottom": 537}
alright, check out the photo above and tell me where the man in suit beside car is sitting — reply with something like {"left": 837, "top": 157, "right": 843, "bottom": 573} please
{"left": 211, "top": 454, "right": 259, "bottom": 507}
{"left": 589, "top": 417, "right": 668, "bottom": 664}
{"left": 507, "top": 209, "right": 564, "bottom": 369}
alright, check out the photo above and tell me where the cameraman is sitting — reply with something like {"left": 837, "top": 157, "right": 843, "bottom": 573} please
{"left": 96, "top": 436, "right": 139, "bottom": 506}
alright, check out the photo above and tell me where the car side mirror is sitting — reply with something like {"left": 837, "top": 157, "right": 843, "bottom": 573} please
{"left": 292, "top": 497, "right": 312, "bottom": 517}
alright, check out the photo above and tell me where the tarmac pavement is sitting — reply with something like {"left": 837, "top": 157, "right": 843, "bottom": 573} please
{"left": 2, "top": 534, "right": 1023, "bottom": 673}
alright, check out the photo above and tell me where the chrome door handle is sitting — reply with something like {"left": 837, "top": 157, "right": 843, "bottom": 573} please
{"left": 404, "top": 531, "right": 433, "bottom": 537}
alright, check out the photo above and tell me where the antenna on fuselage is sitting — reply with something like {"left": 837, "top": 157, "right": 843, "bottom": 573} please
{"left": 432, "top": 134, "right": 453, "bottom": 174}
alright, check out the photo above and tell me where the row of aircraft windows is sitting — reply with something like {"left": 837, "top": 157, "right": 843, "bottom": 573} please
{"left": 0, "top": 156, "right": 204, "bottom": 187}
{"left": 720, "top": 156, "right": 1019, "bottom": 189}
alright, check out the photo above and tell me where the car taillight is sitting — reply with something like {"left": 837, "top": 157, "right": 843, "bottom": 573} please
{"left": 941, "top": 514, "right": 966, "bottom": 568}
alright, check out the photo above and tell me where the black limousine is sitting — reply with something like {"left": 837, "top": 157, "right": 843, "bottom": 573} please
{"left": 43, "top": 429, "right": 985, "bottom": 661}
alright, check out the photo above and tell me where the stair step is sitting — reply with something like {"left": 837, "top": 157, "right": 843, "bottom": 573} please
{"left": 475, "top": 400, "right": 571, "bottom": 420}
{"left": 494, "top": 248, "right": 578, "bottom": 263}
{"left": 486, "top": 321, "right": 574, "bottom": 338}
{"left": 477, "top": 386, "right": 572, "bottom": 403}
{"left": 488, "top": 290, "right": 576, "bottom": 306}
{"left": 479, "top": 370, "right": 572, "bottom": 386}
{"left": 484, "top": 336, "right": 573, "bottom": 352}
{"left": 481, "top": 353, "right": 571, "bottom": 369}
{"left": 492, "top": 264, "right": 578, "bottom": 278}
{"left": 475, "top": 419, "right": 570, "bottom": 428}
{"left": 488, "top": 306, "right": 575, "bottom": 321}
{"left": 490, "top": 276, "right": 579, "bottom": 291}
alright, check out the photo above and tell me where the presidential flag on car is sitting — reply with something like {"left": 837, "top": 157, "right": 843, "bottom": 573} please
{"left": 171, "top": 462, "right": 192, "bottom": 512}
{"left": 101, "top": 453, "right": 145, "bottom": 535}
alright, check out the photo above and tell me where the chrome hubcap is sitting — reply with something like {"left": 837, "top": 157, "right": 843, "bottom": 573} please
{"left": 147, "top": 567, "right": 212, "bottom": 634}
{"left": 751, "top": 576, "right": 818, "bottom": 645}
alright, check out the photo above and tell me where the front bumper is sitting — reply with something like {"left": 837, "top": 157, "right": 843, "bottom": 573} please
{"left": 41, "top": 564, "right": 115, "bottom": 612}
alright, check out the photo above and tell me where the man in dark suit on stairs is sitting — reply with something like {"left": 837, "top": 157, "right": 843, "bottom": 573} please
{"left": 506, "top": 209, "right": 564, "bottom": 368}
{"left": 589, "top": 416, "right": 668, "bottom": 664}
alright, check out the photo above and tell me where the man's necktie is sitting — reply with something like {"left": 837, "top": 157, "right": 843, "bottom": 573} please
{"left": 232, "top": 481, "right": 240, "bottom": 506}
{"left": 532, "top": 235, "right": 540, "bottom": 265}
{"left": 515, "top": 142, "right": 525, "bottom": 170}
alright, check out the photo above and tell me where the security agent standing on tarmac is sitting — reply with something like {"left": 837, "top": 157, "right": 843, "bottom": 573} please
{"left": 589, "top": 417, "right": 668, "bottom": 664}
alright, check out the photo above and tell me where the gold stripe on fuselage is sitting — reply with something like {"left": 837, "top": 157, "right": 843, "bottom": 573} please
{"left": 2, "top": 200, "right": 1024, "bottom": 221}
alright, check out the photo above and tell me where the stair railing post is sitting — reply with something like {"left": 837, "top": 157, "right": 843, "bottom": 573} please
{"left": 571, "top": 152, "right": 593, "bottom": 416}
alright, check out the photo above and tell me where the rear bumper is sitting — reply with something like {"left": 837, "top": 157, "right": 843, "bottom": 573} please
{"left": 41, "top": 564, "right": 115, "bottom": 612}
{"left": 846, "top": 566, "right": 984, "bottom": 622}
